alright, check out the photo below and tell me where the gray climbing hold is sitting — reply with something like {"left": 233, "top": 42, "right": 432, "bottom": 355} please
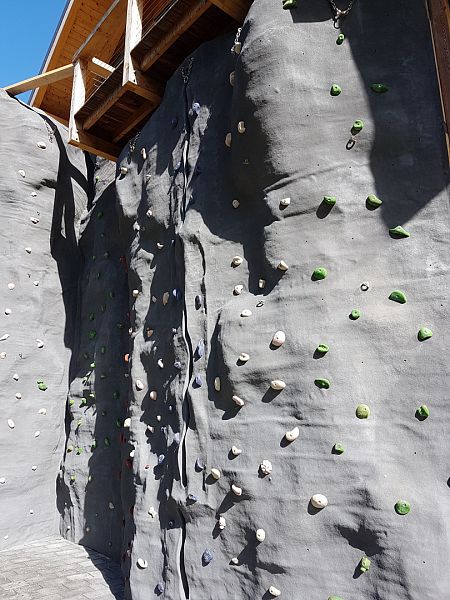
{"left": 231, "top": 484, "right": 243, "bottom": 496}
{"left": 256, "top": 528, "right": 266, "bottom": 542}
{"left": 229, "top": 71, "right": 235, "bottom": 86}
{"left": 239, "top": 352, "right": 250, "bottom": 362}
{"left": 232, "top": 255, "right": 243, "bottom": 267}
{"left": 234, "top": 284, "right": 243, "bottom": 295}
{"left": 30, "top": 217, "right": 39, "bottom": 224}
{"left": 269, "top": 586, "right": 281, "bottom": 597}
{"left": 277, "top": 260, "right": 289, "bottom": 271}
{"left": 232, "top": 199, "right": 240, "bottom": 208}
{"left": 241, "top": 309, "right": 252, "bottom": 317}
{"left": 120, "top": 166, "right": 128, "bottom": 175}
{"left": 135, "top": 379, "right": 145, "bottom": 390}
{"left": 232, "top": 395, "right": 245, "bottom": 406}
{"left": 7, "top": 283, "right": 15, "bottom": 290}
{"left": 214, "top": 377, "right": 221, "bottom": 391}
{"left": 237, "top": 121, "right": 246, "bottom": 134}
{"left": 225, "top": 133, "right": 232, "bottom": 147}
{"left": 270, "top": 379, "right": 286, "bottom": 390}
{"left": 196, "top": 340, "right": 205, "bottom": 357}
{"left": 7, "top": 419, "right": 15, "bottom": 429}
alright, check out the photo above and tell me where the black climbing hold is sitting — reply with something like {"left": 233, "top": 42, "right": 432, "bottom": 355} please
{"left": 195, "top": 294, "right": 203, "bottom": 310}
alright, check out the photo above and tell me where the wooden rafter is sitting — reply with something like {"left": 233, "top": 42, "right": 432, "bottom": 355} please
{"left": 88, "top": 57, "right": 115, "bottom": 78}
{"left": 5, "top": 64, "right": 74, "bottom": 96}
{"left": 209, "top": 0, "right": 248, "bottom": 22}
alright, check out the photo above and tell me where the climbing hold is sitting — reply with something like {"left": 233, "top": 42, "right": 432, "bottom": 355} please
{"left": 231, "top": 445, "right": 242, "bottom": 456}
{"left": 149, "top": 391, "right": 157, "bottom": 401}
{"left": 31, "top": 465, "right": 37, "bottom": 471}
{"left": 194, "top": 374, "right": 203, "bottom": 387}
{"left": 104, "top": 437, "right": 110, "bottom": 446}
{"left": 7, "top": 419, "right": 15, "bottom": 429}
{"left": 196, "top": 339, "right": 205, "bottom": 358}
{"left": 135, "top": 380, "right": 145, "bottom": 390}
{"left": 120, "top": 166, "right": 128, "bottom": 175}
{"left": 36, "top": 339, "right": 44, "bottom": 349}
{"left": 0, "top": 352, "right": 6, "bottom": 359}
{"left": 232, "top": 199, "right": 240, "bottom": 208}
{"left": 328, "top": 597, "right": 344, "bottom": 600}
{"left": 418, "top": 327, "right": 433, "bottom": 341}
{"left": 269, "top": 586, "right": 281, "bottom": 597}
{"left": 13, "top": 373, "right": 19, "bottom": 381}
{"left": 259, "top": 279, "right": 266, "bottom": 289}
{"left": 231, "top": 484, "right": 242, "bottom": 496}
{"left": 360, "top": 282, "right": 370, "bottom": 292}
{"left": 285, "top": 427, "right": 299, "bottom": 442}
{"left": 389, "top": 225, "right": 410, "bottom": 238}
{"left": 18, "top": 169, "right": 26, "bottom": 178}
{"left": 231, "top": 557, "right": 239, "bottom": 565}
{"left": 141, "top": 148, "right": 147, "bottom": 160}
{"left": 316, "top": 344, "right": 329, "bottom": 354}
{"left": 214, "top": 377, "right": 221, "bottom": 391}
{"left": 350, "top": 309, "right": 361, "bottom": 320}
{"left": 33, "top": 280, "right": 39, "bottom": 286}
{"left": 312, "top": 267, "right": 328, "bottom": 281}
{"left": 260, "top": 460, "right": 272, "bottom": 475}
{"left": 394, "top": 500, "right": 411, "bottom": 515}
{"left": 30, "top": 217, "right": 39, "bottom": 224}
{"left": 232, "top": 395, "right": 245, "bottom": 407}
{"left": 323, "top": 196, "right": 337, "bottom": 206}
{"left": 38, "top": 408, "right": 46, "bottom": 415}
{"left": 15, "top": 393, "right": 21, "bottom": 400}
{"left": 359, "top": 556, "right": 371, "bottom": 572}
{"left": 195, "top": 294, "right": 203, "bottom": 309}
{"left": 162, "top": 291, "right": 170, "bottom": 305}
{"left": 232, "top": 255, "right": 243, "bottom": 267}
{"left": 351, "top": 120, "right": 364, "bottom": 134}
{"left": 356, "top": 404, "right": 370, "bottom": 419}
{"left": 277, "top": 260, "right": 289, "bottom": 271}
{"left": 310, "top": 494, "right": 328, "bottom": 509}
{"left": 0, "top": 478, "right": 5, "bottom": 485}
{"left": 0, "top": 334, "right": 9, "bottom": 341}
{"left": 225, "top": 133, "right": 232, "bottom": 147}
{"left": 202, "top": 549, "right": 213, "bottom": 566}
{"left": 256, "top": 528, "right": 266, "bottom": 542}
{"left": 233, "top": 40, "right": 241, "bottom": 54}
{"left": 187, "top": 493, "right": 198, "bottom": 503}
{"left": 282, "top": 0, "right": 298, "bottom": 8}
{"left": 192, "top": 101, "right": 201, "bottom": 115}
{"left": 157, "top": 358, "right": 164, "bottom": 369}
{"left": 241, "top": 309, "right": 252, "bottom": 317}
{"left": 229, "top": 71, "right": 235, "bottom": 86}
{"left": 280, "top": 197, "right": 291, "bottom": 207}
{"left": 366, "top": 194, "right": 383, "bottom": 208}
{"left": 389, "top": 290, "right": 407, "bottom": 304}
{"left": 132, "top": 289, "right": 139, "bottom": 298}
{"left": 158, "top": 454, "right": 165, "bottom": 465}
{"left": 7, "top": 283, "right": 15, "bottom": 290}
{"left": 4, "top": 309, "right": 11, "bottom": 315}
{"left": 272, "top": 331, "right": 286, "bottom": 347}
{"left": 218, "top": 516, "right": 226, "bottom": 530}
{"left": 37, "top": 380, "right": 47, "bottom": 391}
{"left": 371, "top": 83, "right": 389, "bottom": 93}
{"left": 333, "top": 443, "right": 345, "bottom": 455}
{"left": 239, "top": 352, "right": 250, "bottom": 362}
{"left": 315, "top": 378, "right": 330, "bottom": 389}
{"left": 336, "top": 33, "right": 345, "bottom": 44}
{"left": 237, "top": 121, "right": 246, "bottom": 134}
{"left": 330, "top": 85, "right": 342, "bottom": 96}
{"left": 25, "top": 247, "right": 32, "bottom": 254}
{"left": 137, "top": 558, "right": 148, "bottom": 569}
{"left": 211, "top": 468, "right": 221, "bottom": 480}
{"left": 88, "top": 330, "right": 96, "bottom": 340}
{"left": 234, "top": 285, "right": 243, "bottom": 295}
{"left": 270, "top": 380, "right": 286, "bottom": 390}
{"left": 37, "top": 141, "right": 47, "bottom": 149}
{"left": 416, "top": 404, "right": 430, "bottom": 420}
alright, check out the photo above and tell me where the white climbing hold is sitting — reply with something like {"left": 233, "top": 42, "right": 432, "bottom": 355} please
{"left": 135, "top": 379, "right": 145, "bottom": 391}
{"left": 7, "top": 419, "right": 15, "bottom": 429}
{"left": 229, "top": 71, "right": 235, "bottom": 86}
{"left": 15, "top": 393, "right": 22, "bottom": 400}
{"left": 232, "top": 199, "right": 240, "bottom": 209}
{"left": 120, "top": 166, "right": 128, "bottom": 175}
{"left": 132, "top": 289, "right": 139, "bottom": 298}
{"left": 0, "top": 334, "right": 9, "bottom": 341}
{"left": 232, "top": 395, "right": 245, "bottom": 407}
{"left": 214, "top": 377, "right": 221, "bottom": 391}
{"left": 36, "top": 339, "right": 44, "bottom": 348}
{"left": 277, "top": 260, "right": 289, "bottom": 271}
{"left": 269, "top": 586, "right": 281, "bottom": 597}
{"left": 218, "top": 516, "right": 226, "bottom": 530}
{"left": 150, "top": 391, "right": 157, "bottom": 401}
{"left": 231, "top": 557, "right": 239, "bottom": 565}
{"left": 231, "top": 484, "right": 242, "bottom": 496}
{"left": 258, "top": 279, "right": 266, "bottom": 289}
{"left": 129, "top": 450, "right": 135, "bottom": 458}
{"left": 163, "top": 291, "right": 170, "bottom": 305}
{"left": 311, "top": 494, "right": 328, "bottom": 509}
{"left": 31, "top": 465, "right": 37, "bottom": 471}
{"left": 280, "top": 197, "right": 291, "bottom": 207}
{"left": 256, "top": 528, "right": 266, "bottom": 542}
{"left": 260, "top": 460, "right": 272, "bottom": 475}
{"left": 137, "top": 558, "right": 148, "bottom": 569}
{"left": 7, "top": 283, "right": 15, "bottom": 290}
{"left": 237, "top": 121, "right": 246, "bottom": 134}
{"left": 146, "top": 208, "right": 153, "bottom": 218}
{"left": 270, "top": 380, "right": 286, "bottom": 390}
{"left": 272, "top": 331, "right": 286, "bottom": 347}
{"left": 225, "top": 132, "right": 232, "bottom": 147}
{"left": 285, "top": 427, "right": 299, "bottom": 442}
{"left": 38, "top": 408, "right": 47, "bottom": 415}
{"left": 240, "top": 309, "right": 252, "bottom": 317}
{"left": 30, "top": 217, "right": 39, "bottom": 224}
{"left": 157, "top": 359, "right": 164, "bottom": 369}
{"left": 233, "top": 285, "right": 243, "bottom": 295}
{"left": 18, "top": 170, "right": 26, "bottom": 178}
{"left": 33, "top": 281, "right": 39, "bottom": 286}
{"left": 25, "top": 247, "right": 32, "bottom": 254}
{"left": 141, "top": 148, "right": 147, "bottom": 160}
{"left": 37, "top": 141, "right": 47, "bottom": 149}
{"left": 239, "top": 352, "right": 250, "bottom": 362}
{"left": 152, "top": 296, "right": 157, "bottom": 303}
{"left": 231, "top": 256, "right": 243, "bottom": 267}
{"left": 156, "top": 415, "right": 162, "bottom": 422}
{"left": 211, "top": 468, "right": 221, "bottom": 480}
{"left": 109, "top": 502, "right": 115, "bottom": 510}
{"left": 234, "top": 41, "right": 242, "bottom": 54}
{"left": 4, "top": 309, "right": 11, "bottom": 315}
{"left": 0, "top": 478, "right": 5, "bottom": 484}
{"left": 124, "top": 417, "right": 131, "bottom": 428}
{"left": 231, "top": 445, "right": 242, "bottom": 456}
{"left": 13, "top": 374, "right": 19, "bottom": 381}
{"left": 34, "top": 431, "right": 40, "bottom": 438}
{"left": 0, "top": 352, "right": 7, "bottom": 359}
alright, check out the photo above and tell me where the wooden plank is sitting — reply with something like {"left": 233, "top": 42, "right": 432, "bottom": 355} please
{"left": 123, "top": 0, "right": 144, "bottom": 86}
{"left": 69, "top": 128, "right": 121, "bottom": 161}
{"left": 88, "top": 57, "right": 115, "bottom": 78}
{"left": 5, "top": 64, "right": 74, "bottom": 96}
{"left": 427, "top": 0, "right": 450, "bottom": 161}
{"left": 74, "top": 0, "right": 127, "bottom": 62}
{"left": 209, "top": 0, "right": 248, "bottom": 22}
{"left": 113, "top": 99, "right": 156, "bottom": 142}
{"left": 69, "top": 60, "right": 87, "bottom": 143}
{"left": 140, "top": 0, "right": 211, "bottom": 72}
{"left": 82, "top": 82, "right": 128, "bottom": 130}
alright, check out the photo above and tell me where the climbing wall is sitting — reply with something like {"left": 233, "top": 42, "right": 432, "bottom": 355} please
{"left": 115, "top": 0, "right": 449, "bottom": 599}
{"left": 0, "top": 89, "right": 89, "bottom": 549}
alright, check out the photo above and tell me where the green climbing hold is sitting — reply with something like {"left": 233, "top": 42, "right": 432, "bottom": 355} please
{"left": 70, "top": 474, "right": 76, "bottom": 482}
{"left": 389, "top": 290, "right": 407, "bottom": 304}
{"left": 315, "top": 378, "right": 330, "bottom": 389}
{"left": 351, "top": 120, "right": 364, "bottom": 134}
{"left": 333, "top": 443, "right": 345, "bottom": 455}
{"left": 104, "top": 437, "right": 110, "bottom": 446}
{"left": 418, "top": 327, "right": 433, "bottom": 341}
{"left": 76, "top": 419, "right": 82, "bottom": 428}
{"left": 312, "top": 267, "right": 328, "bottom": 281}
{"left": 69, "top": 398, "right": 75, "bottom": 407}
{"left": 350, "top": 309, "right": 361, "bottom": 320}
{"left": 90, "top": 362, "right": 95, "bottom": 369}
{"left": 371, "top": 83, "right": 389, "bottom": 93}
{"left": 323, "top": 196, "right": 337, "bottom": 206}
{"left": 415, "top": 404, "right": 430, "bottom": 420}
{"left": 316, "top": 344, "right": 330, "bottom": 354}
{"left": 80, "top": 398, "right": 87, "bottom": 407}
{"left": 76, "top": 447, "right": 83, "bottom": 455}
{"left": 113, "top": 391, "right": 120, "bottom": 400}
{"left": 100, "top": 346, "right": 106, "bottom": 354}
{"left": 88, "top": 330, "right": 97, "bottom": 340}
{"left": 389, "top": 225, "right": 410, "bottom": 238}
{"left": 359, "top": 556, "right": 371, "bottom": 572}
{"left": 282, "top": 0, "right": 297, "bottom": 8}
{"left": 330, "top": 85, "right": 342, "bottom": 97}
{"left": 395, "top": 500, "right": 410, "bottom": 515}
{"left": 37, "top": 380, "right": 47, "bottom": 391}
{"left": 336, "top": 33, "right": 345, "bottom": 45}
{"left": 97, "top": 210, "right": 103, "bottom": 219}
{"left": 328, "top": 597, "right": 344, "bottom": 600}
{"left": 116, "top": 418, "right": 123, "bottom": 428}
{"left": 366, "top": 194, "right": 383, "bottom": 208}
{"left": 356, "top": 404, "right": 370, "bottom": 419}
{"left": 91, "top": 440, "right": 97, "bottom": 450}
{"left": 89, "top": 313, "right": 95, "bottom": 321}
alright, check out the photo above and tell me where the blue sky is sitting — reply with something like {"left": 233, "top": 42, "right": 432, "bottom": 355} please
{"left": 0, "top": 1, "right": 67, "bottom": 102}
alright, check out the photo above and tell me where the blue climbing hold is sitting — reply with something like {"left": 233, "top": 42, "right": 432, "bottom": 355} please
{"left": 156, "top": 581, "right": 165, "bottom": 594}
{"left": 172, "top": 288, "right": 182, "bottom": 300}
{"left": 158, "top": 454, "right": 165, "bottom": 465}
{"left": 192, "top": 102, "right": 201, "bottom": 115}
{"left": 202, "top": 549, "right": 213, "bottom": 566}
{"left": 194, "top": 374, "right": 203, "bottom": 387}
{"left": 196, "top": 340, "right": 205, "bottom": 358}
{"left": 174, "top": 360, "right": 182, "bottom": 369}
{"left": 187, "top": 493, "right": 198, "bottom": 503}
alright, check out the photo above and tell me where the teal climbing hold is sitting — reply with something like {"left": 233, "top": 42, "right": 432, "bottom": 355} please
{"left": 418, "top": 327, "right": 433, "bottom": 341}
{"left": 389, "top": 225, "right": 410, "bottom": 238}
{"left": 282, "top": 0, "right": 297, "bottom": 8}
{"left": 350, "top": 309, "right": 361, "bottom": 320}
{"left": 333, "top": 443, "right": 345, "bottom": 455}
{"left": 371, "top": 83, "right": 389, "bottom": 93}
{"left": 316, "top": 343, "right": 330, "bottom": 354}
{"left": 366, "top": 194, "right": 383, "bottom": 208}
{"left": 88, "top": 330, "right": 97, "bottom": 340}
{"left": 312, "top": 267, "right": 328, "bottom": 280}
{"left": 315, "top": 378, "right": 330, "bottom": 389}
{"left": 336, "top": 33, "right": 345, "bottom": 45}
{"left": 359, "top": 556, "right": 371, "bottom": 572}
{"left": 37, "top": 379, "right": 47, "bottom": 391}
{"left": 351, "top": 120, "right": 364, "bottom": 134}
{"left": 416, "top": 404, "right": 430, "bottom": 420}
{"left": 389, "top": 290, "right": 407, "bottom": 304}
{"left": 330, "top": 85, "right": 342, "bottom": 96}
{"left": 323, "top": 196, "right": 337, "bottom": 206}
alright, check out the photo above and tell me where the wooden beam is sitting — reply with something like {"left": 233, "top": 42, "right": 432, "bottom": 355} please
{"left": 125, "top": 74, "right": 163, "bottom": 102}
{"left": 123, "top": 0, "right": 144, "bottom": 86}
{"left": 69, "top": 60, "right": 87, "bottom": 143}
{"left": 82, "top": 82, "right": 128, "bottom": 130}
{"left": 427, "top": 0, "right": 450, "bottom": 161}
{"left": 88, "top": 57, "right": 115, "bottom": 78}
{"left": 5, "top": 64, "right": 74, "bottom": 96}
{"left": 140, "top": 0, "right": 211, "bottom": 72}
{"left": 209, "top": 0, "right": 248, "bottom": 22}
{"left": 69, "top": 128, "right": 121, "bottom": 161}
{"left": 113, "top": 99, "right": 157, "bottom": 142}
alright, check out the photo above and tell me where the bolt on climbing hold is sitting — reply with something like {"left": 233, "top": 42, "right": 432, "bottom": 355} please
{"left": 232, "top": 199, "right": 240, "bottom": 208}
{"left": 38, "top": 408, "right": 46, "bottom": 415}
{"left": 120, "top": 166, "right": 128, "bottom": 175}
{"left": 311, "top": 494, "right": 328, "bottom": 509}
{"left": 316, "top": 344, "right": 329, "bottom": 354}
{"left": 211, "top": 468, "right": 221, "bottom": 480}
{"left": 312, "top": 267, "right": 328, "bottom": 281}
{"left": 330, "top": 85, "right": 342, "bottom": 96}
{"left": 30, "top": 216, "right": 39, "bottom": 224}
{"left": 7, "top": 283, "right": 15, "bottom": 290}
{"left": 272, "top": 331, "right": 286, "bottom": 347}
{"left": 328, "top": 597, "right": 344, "bottom": 600}
{"left": 333, "top": 443, "right": 345, "bottom": 454}
{"left": 233, "top": 41, "right": 241, "bottom": 54}
{"left": 260, "top": 460, "right": 272, "bottom": 475}
{"left": 25, "top": 247, "right": 32, "bottom": 254}
{"left": 229, "top": 71, "right": 235, "bottom": 86}
{"left": 359, "top": 556, "right": 371, "bottom": 572}
{"left": 132, "top": 289, "right": 139, "bottom": 298}
{"left": 37, "top": 141, "right": 47, "bottom": 149}
{"left": 259, "top": 279, "right": 266, "bottom": 289}
{"left": 225, "top": 133, "right": 232, "bottom": 147}
{"left": 389, "top": 290, "right": 407, "bottom": 304}
{"left": 270, "top": 379, "right": 286, "bottom": 390}
{"left": 163, "top": 291, "right": 170, "bottom": 305}
{"left": 351, "top": 120, "right": 364, "bottom": 134}
{"left": 336, "top": 33, "right": 345, "bottom": 44}
{"left": 195, "top": 294, "right": 203, "bottom": 309}
{"left": 282, "top": 0, "right": 298, "bottom": 8}
{"left": 415, "top": 404, "right": 430, "bottom": 420}
{"left": 149, "top": 391, "right": 157, "bottom": 401}
{"left": 135, "top": 379, "right": 145, "bottom": 390}
{"left": 194, "top": 374, "right": 203, "bottom": 387}
{"left": 0, "top": 352, "right": 7, "bottom": 359}
{"left": 256, "top": 529, "right": 266, "bottom": 542}
{"left": 18, "top": 169, "right": 26, "bottom": 177}
{"left": 239, "top": 352, "right": 250, "bottom": 362}
{"left": 37, "top": 380, "right": 47, "bottom": 391}
{"left": 234, "top": 285, "right": 244, "bottom": 295}
{"left": 5, "top": 308, "right": 12, "bottom": 315}
{"left": 202, "top": 549, "right": 213, "bottom": 566}
{"left": 237, "top": 121, "right": 246, "bottom": 134}
{"left": 218, "top": 516, "right": 226, "bottom": 530}
{"left": 15, "top": 392, "right": 22, "bottom": 400}
{"left": 323, "top": 196, "right": 337, "bottom": 206}
{"left": 285, "top": 426, "right": 299, "bottom": 442}
{"left": 395, "top": 500, "right": 410, "bottom": 515}
{"left": 389, "top": 225, "right": 410, "bottom": 238}
{"left": 277, "top": 260, "right": 289, "bottom": 271}
{"left": 231, "top": 445, "right": 242, "bottom": 456}
{"left": 418, "top": 327, "right": 433, "bottom": 341}
{"left": 7, "top": 419, "right": 15, "bottom": 429}
{"left": 280, "top": 197, "right": 291, "bottom": 207}
{"left": 360, "top": 282, "right": 369, "bottom": 292}
{"left": 157, "top": 358, "right": 164, "bottom": 368}
{"left": 0, "top": 334, "right": 9, "bottom": 341}
{"left": 232, "top": 395, "right": 245, "bottom": 406}
{"left": 0, "top": 478, "right": 5, "bottom": 485}
{"left": 366, "top": 194, "right": 383, "bottom": 208}
{"left": 36, "top": 339, "right": 44, "bottom": 348}
{"left": 350, "top": 309, "right": 361, "bottom": 320}
{"left": 137, "top": 558, "right": 148, "bottom": 569}
{"left": 232, "top": 255, "right": 243, "bottom": 267}
{"left": 214, "top": 377, "right": 221, "bottom": 391}
{"left": 356, "top": 404, "right": 370, "bottom": 419}
{"left": 269, "top": 586, "right": 281, "bottom": 597}
{"left": 241, "top": 309, "right": 252, "bottom": 317}
{"left": 231, "top": 484, "right": 243, "bottom": 496}
{"left": 371, "top": 83, "right": 389, "bottom": 93}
